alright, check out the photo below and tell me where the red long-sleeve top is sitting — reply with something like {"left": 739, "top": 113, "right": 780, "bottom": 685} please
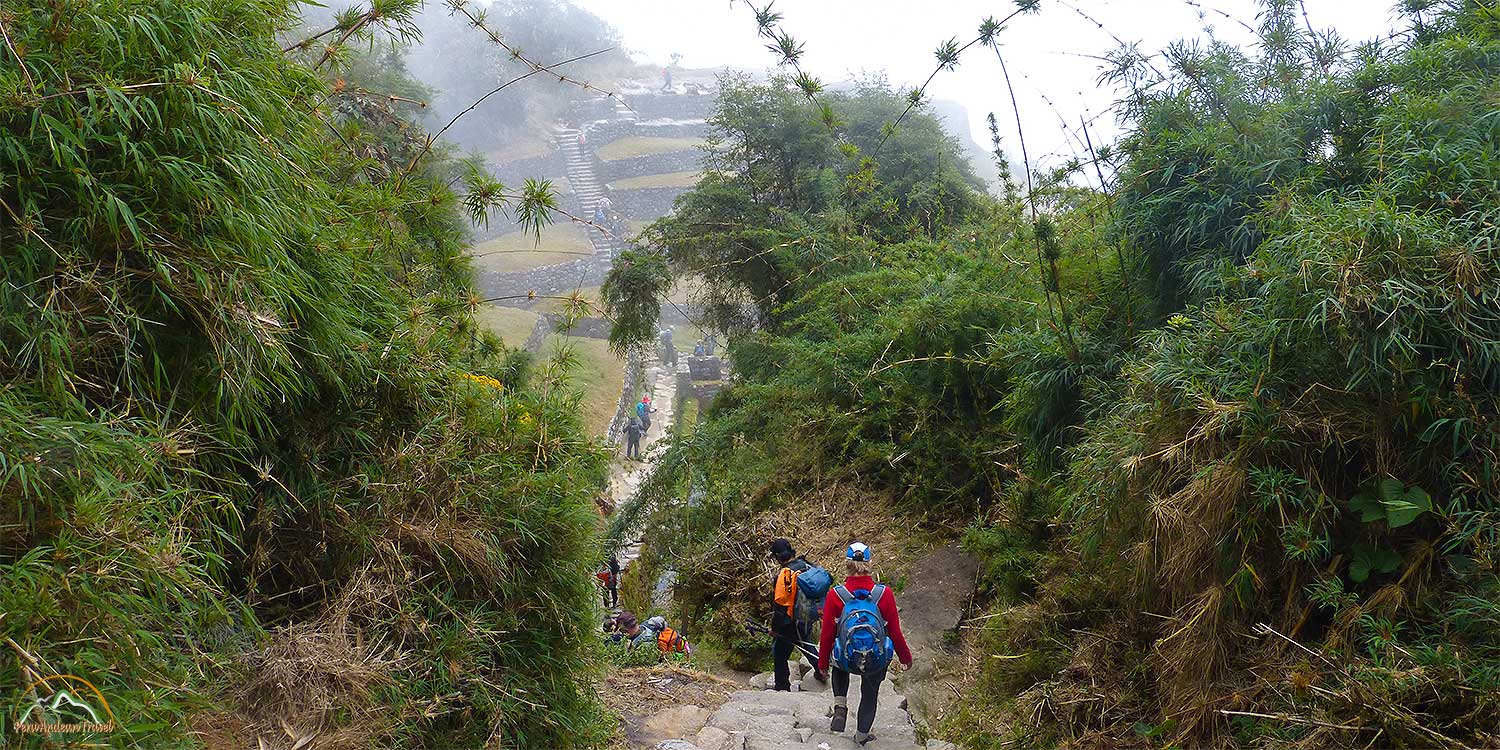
{"left": 816, "top": 575, "right": 913, "bottom": 672}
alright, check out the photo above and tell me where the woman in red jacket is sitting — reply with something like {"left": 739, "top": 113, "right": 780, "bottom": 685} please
{"left": 816, "top": 542, "right": 913, "bottom": 745}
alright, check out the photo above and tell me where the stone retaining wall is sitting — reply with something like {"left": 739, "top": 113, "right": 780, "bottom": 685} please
{"left": 606, "top": 351, "right": 642, "bottom": 445}
{"left": 627, "top": 91, "right": 717, "bottom": 120}
{"left": 635, "top": 119, "right": 709, "bottom": 140}
{"left": 599, "top": 149, "right": 703, "bottom": 183}
{"left": 611, "top": 186, "right": 691, "bottom": 220}
{"left": 583, "top": 118, "right": 637, "bottom": 146}
{"left": 476, "top": 257, "right": 605, "bottom": 310}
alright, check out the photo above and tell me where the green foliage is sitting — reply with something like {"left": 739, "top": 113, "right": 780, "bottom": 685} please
{"left": 603, "top": 75, "right": 985, "bottom": 348}
{"left": 1, "top": 1, "right": 608, "bottom": 747}
{"left": 609, "top": 2, "right": 1500, "bottom": 749}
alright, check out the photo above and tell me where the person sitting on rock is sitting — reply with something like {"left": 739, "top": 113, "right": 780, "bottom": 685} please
{"left": 816, "top": 541, "right": 913, "bottom": 746}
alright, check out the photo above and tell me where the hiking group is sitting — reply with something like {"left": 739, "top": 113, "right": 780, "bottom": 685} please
{"left": 769, "top": 539, "right": 912, "bottom": 746}
{"left": 604, "top": 610, "right": 692, "bottom": 658}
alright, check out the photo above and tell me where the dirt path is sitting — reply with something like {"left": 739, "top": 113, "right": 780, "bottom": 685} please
{"left": 888, "top": 542, "right": 979, "bottom": 720}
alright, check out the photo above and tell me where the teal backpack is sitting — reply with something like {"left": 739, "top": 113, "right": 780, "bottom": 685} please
{"left": 831, "top": 584, "right": 893, "bottom": 675}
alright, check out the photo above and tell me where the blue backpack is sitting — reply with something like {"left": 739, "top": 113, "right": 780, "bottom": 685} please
{"left": 831, "top": 584, "right": 894, "bottom": 675}
{"left": 792, "top": 564, "right": 832, "bottom": 623}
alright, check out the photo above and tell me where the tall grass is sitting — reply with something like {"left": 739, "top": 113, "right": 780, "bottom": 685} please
{"left": 1, "top": 1, "right": 610, "bottom": 746}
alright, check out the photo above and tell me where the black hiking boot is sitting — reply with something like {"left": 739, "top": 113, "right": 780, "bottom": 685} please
{"left": 855, "top": 731, "right": 877, "bottom": 745}
{"left": 830, "top": 704, "right": 847, "bottom": 733}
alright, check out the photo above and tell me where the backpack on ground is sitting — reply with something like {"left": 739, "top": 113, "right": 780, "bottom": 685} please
{"left": 831, "top": 584, "right": 893, "bottom": 675}
{"left": 792, "top": 564, "right": 832, "bottom": 624}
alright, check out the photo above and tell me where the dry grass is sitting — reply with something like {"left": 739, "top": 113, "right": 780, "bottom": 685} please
{"left": 476, "top": 304, "right": 540, "bottom": 348}
{"left": 470, "top": 223, "right": 595, "bottom": 274}
{"left": 542, "top": 334, "right": 626, "bottom": 436}
{"left": 607, "top": 171, "right": 701, "bottom": 190}
{"left": 600, "top": 664, "right": 741, "bottom": 750}
{"left": 238, "top": 617, "right": 402, "bottom": 750}
{"left": 595, "top": 136, "right": 706, "bottom": 162}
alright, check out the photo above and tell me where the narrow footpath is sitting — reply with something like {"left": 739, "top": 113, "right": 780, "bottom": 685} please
{"left": 601, "top": 353, "right": 968, "bottom": 750}
{"left": 607, "top": 352, "right": 679, "bottom": 574}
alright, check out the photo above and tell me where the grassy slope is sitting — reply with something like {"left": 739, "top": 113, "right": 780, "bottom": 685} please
{"left": 542, "top": 334, "right": 626, "bottom": 435}
{"left": 471, "top": 223, "right": 596, "bottom": 274}
{"left": 476, "top": 304, "right": 540, "bottom": 348}
{"left": 596, "top": 136, "right": 706, "bottom": 161}
{"left": 608, "top": 171, "right": 701, "bottom": 190}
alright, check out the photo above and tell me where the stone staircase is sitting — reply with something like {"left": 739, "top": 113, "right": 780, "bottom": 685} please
{"left": 554, "top": 126, "right": 627, "bottom": 262}
{"left": 648, "top": 662, "right": 955, "bottom": 750}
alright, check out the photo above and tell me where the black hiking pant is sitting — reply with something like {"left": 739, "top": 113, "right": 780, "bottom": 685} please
{"left": 832, "top": 666, "right": 887, "bottom": 735}
{"left": 771, "top": 613, "right": 800, "bottom": 691}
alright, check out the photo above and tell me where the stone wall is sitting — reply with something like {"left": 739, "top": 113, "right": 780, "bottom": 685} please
{"left": 606, "top": 351, "right": 642, "bottom": 445}
{"left": 476, "top": 257, "right": 606, "bottom": 310}
{"left": 611, "top": 186, "right": 691, "bottom": 220}
{"left": 599, "top": 149, "right": 703, "bottom": 183}
{"left": 634, "top": 119, "right": 710, "bottom": 140}
{"left": 583, "top": 118, "right": 638, "bottom": 146}
{"left": 566, "top": 96, "right": 617, "bottom": 124}
{"left": 627, "top": 91, "right": 717, "bottom": 120}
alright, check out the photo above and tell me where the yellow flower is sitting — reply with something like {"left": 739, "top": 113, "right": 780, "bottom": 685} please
{"left": 458, "top": 372, "right": 505, "bottom": 392}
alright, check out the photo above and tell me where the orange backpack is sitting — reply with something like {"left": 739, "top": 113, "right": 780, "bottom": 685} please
{"left": 656, "top": 626, "right": 690, "bottom": 656}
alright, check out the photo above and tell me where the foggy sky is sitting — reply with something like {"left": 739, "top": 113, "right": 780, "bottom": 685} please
{"left": 569, "top": 0, "right": 1401, "bottom": 183}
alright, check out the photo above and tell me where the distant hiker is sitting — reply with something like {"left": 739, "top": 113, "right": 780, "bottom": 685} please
{"left": 817, "top": 542, "right": 912, "bottom": 746}
{"left": 644, "top": 615, "right": 692, "bottom": 658}
{"left": 576, "top": 131, "right": 586, "bottom": 149}
{"left": 597, "top": 195, "right": 613, "bottom": 214}
{"left": 705, "top": 334, "right": 718, "bottom": 356}
{"left": 769, "top": 539, "right": 833, "bottom": 691}
{"left": 597, "top": 553, "right": 620, "bottom": 608}
{"left": 659, "top": 329, "right": 677, "bottom": 365}
{"left": 661, "top": 67, "right": 673, "bottom": 91}
{"left": 636, "top": 396, "right": 654, "bottom": 432}
{"left": 693, "top": 340, "right": 705, "bottom": 357}
{"left": 624, "top": 416, "right": 643, "bottom": 460}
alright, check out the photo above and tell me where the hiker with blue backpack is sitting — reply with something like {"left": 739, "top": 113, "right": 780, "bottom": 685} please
{"left": 816, "top": 541, "right": 912, "bottom": 746}
{"left": 768, "top": 538, "right": 832, "bottom": 690}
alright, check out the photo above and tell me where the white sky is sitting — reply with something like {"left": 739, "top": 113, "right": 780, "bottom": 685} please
{"left": 570, "top": 0, "right": 1403, "bottom": 178}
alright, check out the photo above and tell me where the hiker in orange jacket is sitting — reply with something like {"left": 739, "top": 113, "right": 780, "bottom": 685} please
{"left": 816, "top": 542, "right": 912, "bottom": 745}
{"left": 769, "top": 538, "right": 807, "bottom": 691}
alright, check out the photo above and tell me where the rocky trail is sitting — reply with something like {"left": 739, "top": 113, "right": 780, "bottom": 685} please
{"left": 667, "top": 666, "right": 957, "bottom": 750}
{"left": 600, "top": 347, "right": 972, "bottom": 750}
{"left": 606, "top": 352, "right": 679, "bottom": 580}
